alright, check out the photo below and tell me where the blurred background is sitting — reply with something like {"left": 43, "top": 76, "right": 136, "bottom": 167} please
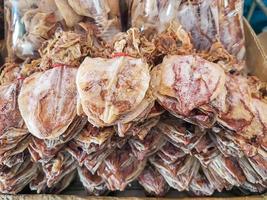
{"left": 0, "top": 0, "right": 266, "bottom": 36}
{"left": 0, "top": 0, "right": 266, "bottom": 43}
{"left": 245, "top": 0, "right": 267, "bottom": 33}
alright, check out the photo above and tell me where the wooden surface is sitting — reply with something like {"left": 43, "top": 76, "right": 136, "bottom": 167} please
{"left": 258, "top": 32, "right": 267, "bottom": 55}
{"left": 0, "top": 195, "right": 266, "bottom": 200}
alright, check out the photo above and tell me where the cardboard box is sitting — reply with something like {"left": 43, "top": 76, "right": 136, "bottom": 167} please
{"left": 258, "top": 32, "right": 267, "bottom": 56}
{"left": 0, "top": 19, "right": 266, "bottom": 200}
{"left": 244, "top": 19, "right": 267, "bottom": 81}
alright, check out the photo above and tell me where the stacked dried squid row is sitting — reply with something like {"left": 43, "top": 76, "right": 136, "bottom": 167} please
{"left": 68, "top": 37, "right": 267, "bottom": 196}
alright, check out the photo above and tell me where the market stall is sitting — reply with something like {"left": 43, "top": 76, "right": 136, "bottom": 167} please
{"left": 0, "top": 0, "right": 266, "bottom": 199}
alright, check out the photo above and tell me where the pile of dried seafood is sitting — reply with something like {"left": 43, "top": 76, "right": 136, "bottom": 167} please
{"left": 0, "top": 0, "right": 266, "bottom": 197}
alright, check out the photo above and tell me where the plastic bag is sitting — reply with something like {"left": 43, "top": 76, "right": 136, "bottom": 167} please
{"left": 4, "top": 0, "right": 60, "bottom": 61}
{"left": 67, "top": 0, "right": 121, "bottom": 41}
{"left": 129, "top": 0, "right": 181, "bottom": 38}
{"left": 4, "top": 0, "right": 121, "bottom": 61}
{"left": 219, "top": 0, "right": 245, "bottom": 61}
{"left": 129, "top": 0, "right": 245, "bottom": 62}
{"left": 177, "top": 0, "right": 245, "bottom": 61}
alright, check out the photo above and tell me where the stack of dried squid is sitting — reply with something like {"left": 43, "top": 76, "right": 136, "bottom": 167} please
{"left": 0, "top": 63, "right": 37, "bottom": 194}
{"left": 67, "top": 0, "right": 266, "bottom": 196}
{"left": 17, "top": 30, "right": 93, "bottom": 194}
{"left": 0, "top": 0, "right": 266, "bottom": 197}
{"left": 69, "top": 27, "right": 267, "bottom": 196}
{"left": 1, "top": 28, "right": 94, "bottom": 194}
